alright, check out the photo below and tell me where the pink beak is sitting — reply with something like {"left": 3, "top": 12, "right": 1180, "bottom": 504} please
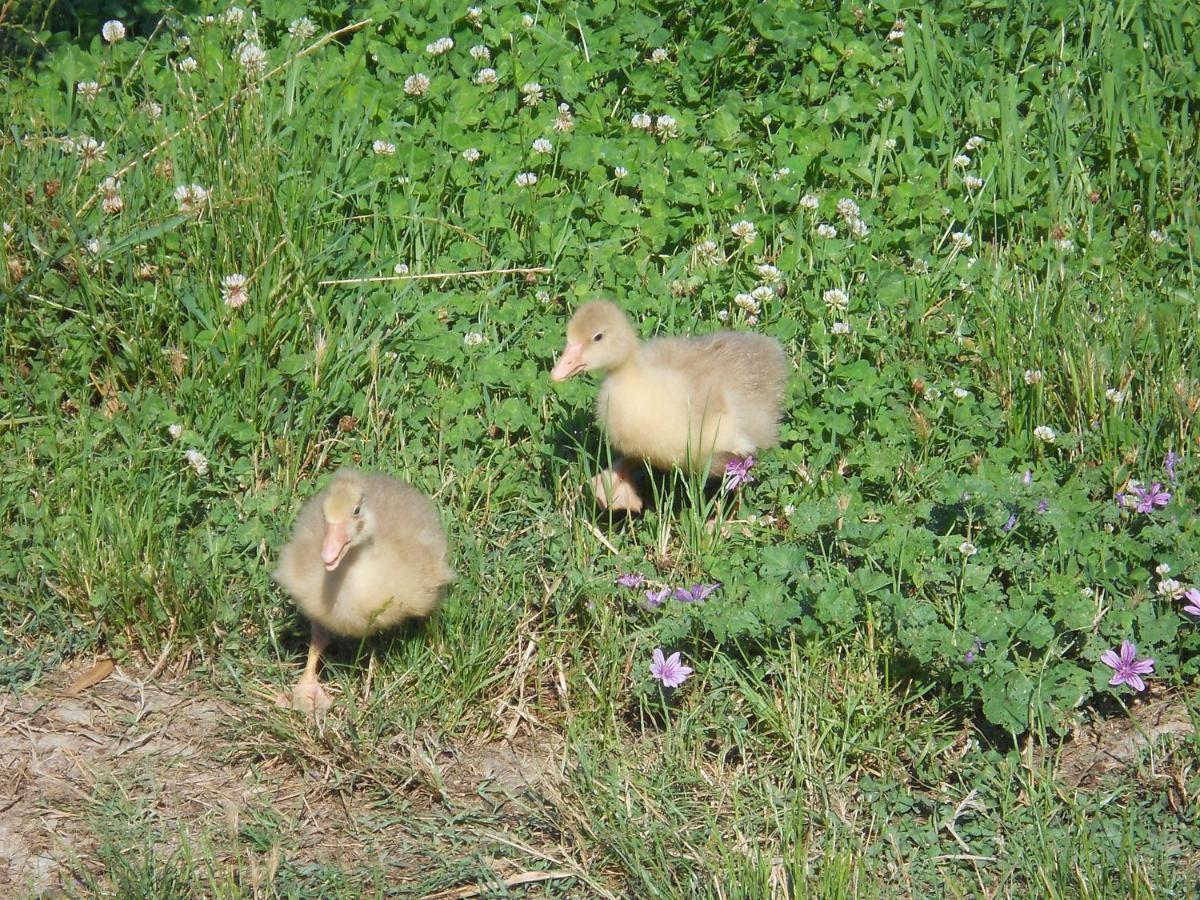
{"left": 551, "top": 341, "right": 586, "bottom": 382}
{"left": 321, "top": 521, "right": 350, "bottom": 571}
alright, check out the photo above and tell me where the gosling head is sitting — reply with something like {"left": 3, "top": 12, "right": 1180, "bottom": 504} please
{"left": 550, "top": 300, "right": 639, "bottom": 382}
{"left": 320, "top": 470, "right": 372, "bottom": 571}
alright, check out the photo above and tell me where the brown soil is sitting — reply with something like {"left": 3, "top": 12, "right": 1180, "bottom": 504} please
{"left": 0, "top": 660, "right": 574, "bottom": 897}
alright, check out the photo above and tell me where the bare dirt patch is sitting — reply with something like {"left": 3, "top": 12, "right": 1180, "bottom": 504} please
{"left": 1053, "top": 689, "right": 1196, "bottom": 790}
{"left": 0, "top": 660, "right": 586, "bottom": 896}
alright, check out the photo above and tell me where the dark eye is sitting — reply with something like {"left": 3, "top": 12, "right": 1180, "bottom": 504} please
{"left": 353, "top": 504, "right": 362, "bottom": 517}
{"left": 592, "top": 332, "right": 604, "bottom": 342}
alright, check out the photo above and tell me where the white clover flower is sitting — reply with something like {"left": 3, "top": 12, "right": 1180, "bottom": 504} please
{"left": 885, "top": 137, "right": 898, "bottom": 150}
{"left": 474, "top": 67, "right": 498, "bottom": 85}
{"left": 756, "top": 263, "right": 780, "bottom": 280}
{"left": 655, "top": 114, "right": 678, "bottom": 136}
{"left": 959, "top": 540, "right": 978, "bottom": 557}
{"left": 522, "top": 13, "right": 535, "bottom": 28}
{"left": 751, "top": 285, "right": 774, "bottom": 303}
{"left": 168, "top": 423, "right": 183, "bottom": 440}
{"left": 716, "top": 309, "right": 730, "bottom": 322}
{"left": 730, "top": 220, "right": 757, "bottom": 243}
{"left": 426, "top": 37, "right": 454, "bottom": 55}
{"left": 1033, "top": 425, "right": 1056, "bottom": 443}
{"left": 520, "top": 81, "right": 544, "bottom": 106}
{"left": 183, "top": 446, "right": 209, "bottom": 473}
{"left": 772, "top": 167, "right": 790, "bottom": 180}
{"left": 835, "top": 197, "right": 860, "bottom": 220}
{"left": 393, "top": 263, "right": 409, "bottom": 275}
{"left": 174, "top": 183, "right": 209, "bottom": 213}
{"left": 467, "top": 7, "right": 483, "bottom": 24}
{"left": 76, "top": 136, "right": 105, "bottom": 167}
{"left": 848, "top": 217, "right": 870, "bottom": 238}
{"left": 221, "top": 273, "right": 248, "bottom": 308}
{"left": 953, "top": 387, "right": 970, "bottom": 400}
{"left": 85, "top": 238, "right": 102, "bottom": 256}
{"left": 823, "top": 288, "right": 849, "bottom": 311}
{"left": 470, "top": 45, "right": 491, "bottom": 61}
{"left": 1156, "top": 563, "right": 1172, "bottom": 576}
{"left": 734, "top": 293, "right": 760, "bottom": 314}
{"left": 2, "top": 221, "right": 11, "bottom": 235}
{"left": 532, "top": 137, "right": 553, "bottom": 154}
{"left": 553, "top": 103, "right": 575, "bottom": 132}
{"left": 630, "top": 112, "right": 652, "bottom": 130}
{"left": 816, "top": 223, "right": 837, "bottom": 239}
{"left": 288, "top": 17, "right": 317, "bottom": 41}
{"left": 1106, "top": 387, "right": 1125, "bottom": 404}
{"left": 783, "top": 503, "right": 796, "bottom": 516}
{"left": 222, "top": 6, "right": 246, "bottom": 27}
{"left": 237, "top": 42, "right": 266, "bottom": 74}
{"left": 515, "top": 171, "right": 538, "bottom": 187}
{"left": 372, "top": 139, "right": 396, "bottom": 156}
{"left": 831, "top": 321, "right": 851, "bottom": 335}
{"left": 1157, "top": 578, "right": 1184, "bottom": 598}
{"left": 613, "top": 166, "right": 628, "bottom": 179}
{"left": 923, "top": 387, "right": 941, "bottom": 401}
{"left": 965, "top": 135, "right": 985, "bottom": 150}
{"left": 694, "top": 239, "right": 721, "bottom": 265}
{"left": 140, "top": 100, "right": 163, "bottom": 120}
{"left": 404, "top": 73, "right": 431, "bottom": 96}
{"left": 536, "top": 290, "right": 551, "bottom": 303}
{"left": 650, "top": 47, "right": 668, "bottom": 63}
{"left": 463, "top": 331, "right": 488, "bottom": 346}
{"left": 952, "top": 154, "right": 971, "bottom": 168}
{"left": 185, "top": 448, "right": 210, "bottom": 476}
{"left": 178, "top": 56, "right": 198, "bottom": 72}
{"left": 799, "top": 193, "right": 819, "bottom": 209}
{"left": 910, "top": 258, "right": 930, "bottom": 274}
{"left": 99, "top": 176, "right": 123, "bottom": 214}
{"left": 102, "top": 19, "right": 126, "bottom": 42}
{"left": 877, "top": 97, "right": 894, "bottom": 113}
{"left": 76, "top": 81, "right": 100, "bottom": 101}
{"left": 963, "top": 175, "right": 984, "bottom": 190}
{"left": 462, "top": 147, "right": 481, "bottom": 163}
{"left": 1024, "top": 369, "right": 1043, "bottom": 385}
{"left": 950, "top": 231, "right": 973, "bottom": 250}
{"left": 1055, "top": 238, "right": 1075, "bottom": 252}
{"left": 1148, "top": 228, "right": 1167, "bottom": 244}
{"left": 888, "top": 19, "right": 906, "bottom": 41}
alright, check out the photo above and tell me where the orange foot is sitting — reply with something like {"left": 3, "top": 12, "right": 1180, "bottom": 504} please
{"left": 592, "top": 467, "right": 644, "bottom": 513}
{"left": 275, "top": 673, "right": 332, "bottom": 714}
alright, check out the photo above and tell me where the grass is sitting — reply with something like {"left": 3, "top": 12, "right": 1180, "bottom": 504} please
{"left": 2, "top": 0, "right": 1200, "bottom": 895}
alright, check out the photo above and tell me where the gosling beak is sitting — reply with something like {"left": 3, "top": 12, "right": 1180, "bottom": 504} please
{"left": 551, "top": 341, "right": 586, "bottom": 382}
{"left": 321, "top": 521, "right": 351, "bottom": 571}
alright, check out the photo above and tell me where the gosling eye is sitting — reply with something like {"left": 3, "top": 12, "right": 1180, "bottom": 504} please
{"left": 352, "top": 503, "right": 362, "bottom": 517}
{"left": 592, "top": 331, "right": 604, "bottom": 343}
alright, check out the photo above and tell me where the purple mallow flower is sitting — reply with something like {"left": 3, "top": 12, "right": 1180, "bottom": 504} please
{"left": 1164, "top": 450, "right": 1178, "bottom": 483}
{"left": 643, "top": 587, "right": 670, "bottom": 609}
{"left": 1183, "top": 588, "right": 1200, "bottom": 618}
{"left": 1036, "top": 499, "right": 1049, "bottom": 514}
{"left": 1130, "top": 481, "right": 1171, "bottom": 513}
{"left": 672, "top": 583, "right": 720, "bottom": 603}
{"left": 1022, "top": 470, "right": 1033, "bottom": 486}
{"left": 964, "top": 639, "right": 983, "bottom": 665}
{"left": 723, "top": 455, "right": 756, "bottom": 491}
{"left": 1100, "top": 639, "right": 1155, "bottom": 693}
{"left": 1002, "top": 514, "right": 1017, "bottom": 533}
{"left": 615, "top": 573, "right": 646, "bottom": 589}
{"left": 649, "top": 647, "right": 693, "bottom": 688}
